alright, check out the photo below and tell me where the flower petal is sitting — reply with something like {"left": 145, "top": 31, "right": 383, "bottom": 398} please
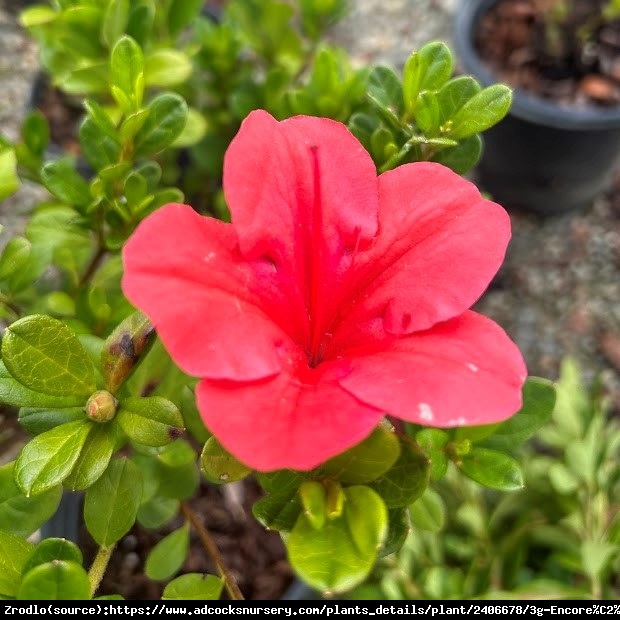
{"left": 122, "top": 203, "right": 297, "bottom": 381}
{"left": 339, "top": 311, "right": 527, "bottom": 427}
{"left": 223, "top": 110, "right": 380, "bottom": 355}
{"left": 196, "top": 359, "right": 385, "bottom": 471}
{"left": 330, "top": 162, "right": 511, "bottom": 348}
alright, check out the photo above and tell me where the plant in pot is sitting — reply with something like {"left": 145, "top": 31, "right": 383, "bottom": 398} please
{"left": 0, "top": 0, "right": 555, "bottom": 602}
{"left": 453, "top": 0, "right": 620, "bottom": 215}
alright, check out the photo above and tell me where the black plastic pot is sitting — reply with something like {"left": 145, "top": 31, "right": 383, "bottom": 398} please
{"left": 453, "top": 0, "right": 620, "bottom": 215}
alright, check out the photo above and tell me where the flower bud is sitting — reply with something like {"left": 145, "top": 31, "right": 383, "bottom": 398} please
{"left": 85, "top": 390, "right": 118, "bottom": 423}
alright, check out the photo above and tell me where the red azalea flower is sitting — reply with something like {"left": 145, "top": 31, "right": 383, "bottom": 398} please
{"left": 122, "top": 110, "right": 527, "bottom": 471}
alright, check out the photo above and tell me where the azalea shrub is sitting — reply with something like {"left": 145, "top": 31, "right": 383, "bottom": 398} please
{"left": 0, "top": 0, "right": 558, "bottom": 601}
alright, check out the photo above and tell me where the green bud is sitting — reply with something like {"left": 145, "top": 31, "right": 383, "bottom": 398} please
{"left": 85, "top": 390, "right": 118, "bottom": 422}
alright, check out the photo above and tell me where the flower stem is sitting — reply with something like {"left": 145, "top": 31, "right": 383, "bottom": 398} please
{"left": 180, "top": 501, "right": 244, "bottom": 600}
{"left": 88, "top": 543, "right": 116, "bottom": 598}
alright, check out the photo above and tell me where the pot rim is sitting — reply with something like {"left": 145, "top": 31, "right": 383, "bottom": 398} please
{"left": 452, "top": 0, "right": 620, "bottom": 130}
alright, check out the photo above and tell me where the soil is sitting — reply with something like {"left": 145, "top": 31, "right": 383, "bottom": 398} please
{"left": 474, "top": 0, "right": 620, "bottom": 107}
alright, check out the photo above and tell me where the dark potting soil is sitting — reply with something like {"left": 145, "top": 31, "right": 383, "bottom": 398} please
{"left": 474, "top": 0, "right": 620, "bottom": 107}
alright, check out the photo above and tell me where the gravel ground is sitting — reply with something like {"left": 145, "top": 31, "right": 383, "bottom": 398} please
{"left": 1, "top": 0, "right": 619, "bottom": 412}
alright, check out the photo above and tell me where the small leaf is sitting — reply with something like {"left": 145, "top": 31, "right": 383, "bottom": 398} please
{"left": 101, "top": 0, "right": 129, "bottom": 48}
{"left": 415, "top": 91, "right": 441, "bottom": 135}
{"left": 18, "top": 407, "right": 85, "bottom": 435}
{"left": 155, "top": 441, "right": 199, "bottom": 501}
{"left": 145, "top": 50, "right": 193, "bottom": 87}
{"left": 134, "top": 93, "right": 188, "bottom": 157}
{"left": 14, "top": 421, "right": 92, "bottom": 496}
{"left": 457, "top": 447, "right": 524, "bottom": 491}
{"left": 287, "top": 485, "right": 387, "bottom": 593}
{"left": 145, "top": 524, "right": 189, "bottom": 581}
{"left": 137, "top": 496, "right": 179, "bottom": 530}
{"left": 0, "top": 237, "right": 31, "bottom": 281}
{"left": 367, "top": 66, "right": 403, "bottom": 115}
{"left": 0, "top": 147, "right": 19, "bottom": 201}
{"left": 18, "top": 560, "right": 90, "bottom": 600}
{"left": 200, "top": 437, "right": 252, "bottom": 484}
{"left": 370, "top": 436, "right": 431, "bottom": 508}
{"left": 40, "top": 159, "right": 92, "bottom": 207}
{"left": 0, "top": 531, "right": 34, "bottom": 597}
{"left": 110, "top": 35, "right": 144, "bottom": 112}
{"left": 84, "top": 457, "right": 142, "bottom": 546}
{"left": 0, "top": 463, "right": 62, "bottom": 537}
{"left": 409, "top": 487, "right": 445, "bottom": 532}
{"left": 380, "top": 507, "right": 410, "bottom": 557}
{"left": 22, "top": 538, "right": 83, "bottom": 575}
{"left": 117, "top": 396, "right": 185, "bottom": 447}
{"left": 448, "top": 85, "right": 512, "bottom": 140}
{"left": 321, "top": 422, "right": 400, "bottom": 484}
{"left": 2, "top": 315, "right": 96, "bottom": 397}
{"left": 253, "top": 470, "right": 306, "bottom": 532}
{"left": 162, "top": 574, "right": 224, "bottom": 601}
{"left": 415, "top": 428, "right": 449, "bottom": 481}
{"left": 167, "top": 0, "right": 204, "bottom": 37}
{"left": 431, "top": 135, "right": 482, "bottom": 175}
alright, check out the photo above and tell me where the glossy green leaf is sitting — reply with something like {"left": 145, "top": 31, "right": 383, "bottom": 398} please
{"left": 0, "top": 237, "right": 31, "bottom": 281}
{"left": 162, "top": 573, "right": 223, "bottom": 600}
{"left": 431, "top": 134, "right": 482, "bottom": 175}
{"left": 63, "top": 423, "right": 117, "bottom": 491}
{"left": 168, "top": 0, "right": 204, "bottom": 37}
{"left": 119, "top": 109, "right": 150, "bottom": 144}
{"left": 155, "top": 441, "right": 199, "bottom": 500}
{"left": 370, "top": 436, "right": 431, "bottom": 508}
{"left": 253, "top": 470, "right": 306, "bottom": 532}
{"left": 436, "top": 75, "right": 482, "bottom": 124}
{"left": 0, "top": 531, "right": 34, "bottom": 597}
{"left": 60, "top": 63, "right": 110, "bottom": 96}
{"left": 126, "top": 0, "right": 154, "bottom": 46}
{"left": 485, "top": 377, "right": 556, "bottom": 451}
{"left": 288, "top": 485, "right": 387, "bottom": 593}
{"left": 145, "top": 523, "right": 189, "bottom": 581}
{"left": 19, "top": 5, "right": 58, "bottom": 27}
{"left": 321, "top": 423, "right": 400, "bottom": 483}
{"left": 367, "top": 65, "right": 403, "bottom": 115}
{"left": 299, "top": 481, "right": 328, "bottom": 530}
{"left": 134, "top": 93, "right": 188, "bottom": 157}
{"left": 22, "top": 538, "right": 82, "bottom": 575}
{"left": 137, "top": 496, "right": 179, "bottom": 530}
{"left": 14, "top": 420, "right": 92, "bottom": 496}
{"left": 83, "top": 100, "right": 118, "bottom": 140}
{"left": 200, "top": 437, "right": 252, "bottom": 484}
{"left": 403, "top": 42, "right": 453, "bottom": 115}
{"left": 18, "top": 560, "right": 90, "bottom": 600}
{"left": 415, "top": 428, "right": 449, "bottom": 480}
{"left": 84, "top": 457, "right": 142, "bottom": 546}
{"left": 110, "top": 35, "right": 144, "bottom": 112}
{"left": 448, "top": 85, "right": 512, "bottom": 140}
{"left": 409, "top": 487, "right": 445, "bottom": 532}
{"left": 145, "top": 50, "right": 193, "bottom": 87}
{"left": 101, "top": 0, "right": 129, "bottom": 48}
{"left": 0, "top": 147, "right": 19, "bottom": 201}
{"left": 2, "top": 315, "right": 96, "bottom": 397}
{"left": 415, "top": 91, "right": 440, "bottom": 134}
{"left": 117, "top": 396, "right": 185, "bottom": 447}
{"left": 18, "top": 407, "right": 85, "bottom": 435}
{"left": 380, "top": 507, "right": 410, "bottom": 557}
{"left": 457, "top": 447, "right": 524, "bottom": 491}
{"left": 40, "top": 159, "right": 91, "bottom": 207}
{"left": 79, "top": 117, "right": 121, "bottom": 171}
{"left": 0, "top": 463, "right": 62, "bottom": 537}
{"left": 171, "top": 107, "right": 207, "bottom": 148}
{"left": 21, "top": 110, "right": 49, "bottom": 157}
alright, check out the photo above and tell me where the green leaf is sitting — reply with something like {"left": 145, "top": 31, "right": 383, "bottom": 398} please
{"left": 370, "top": 436, "right": 431, "bottom": 508}
{"left": 436, "top": 75, "right": 482, "bottom": 125}
{"left": 101, "top": 312, "right": 154, "bottom": 395}
{"left": 40, "top": 159, "right": 92, "bottom": 207}
{"left": 145, "top": 50, "right": 193, "bottom": 87}
{"left": 85, "top": 458, "right": 142, "bottom": 546}
{"left": 448, "top": 85, "right": 512, "bottom": 140}
{"left": 63, "top": 423, "right": 117, "bottom": 491}
{"left": 380, "top": 507, "right": 410, "bottom": 557}
{"left": 79, "top": 118, "right": 121, "bottom": 171}
{"left": 0, "top": 147, "right": 19, "bottom": 201}
{"left": 0, "top": 463, "right": 62, "bottom": 537}
{"left": 134, "top": 94, "right": 188, "bottom": 157}
{"left": 415, "top": 428, "right": 449, "bottom": 480}
{"left": 485, "top": 377, "right": 556, "bottom": 451}
{"left": 409, "top": 487, "right": 445, "bottom": 532}
{"left": 19, "top": 5, "right": 58, "bottom": 27}
{"left": 101, "top": 0, "right": 129, "bottom": 48}
{"left": 0, "top": 531, "right": 34, "bottom": 597}
{"left": 137, "top": 496, "right": 179, "bottom": 530}
{"left": 0, "top": 237, "right": 31, "bottom": 281}
{"left": 145, "top": 523, "right": 189, "bottom": 581}
{"left": 162, "top": 573, "right": 224, "bottom": 600}
{"left": 415, "top": 91, "right": 441, "bottom": 135}
{"left": 457, "top": 447, "right": 524, "bottom": 491}
{"left": 200, "top": 437, "right": 252, "bottom": 484}
{"left": 14, "top": 420, "right": 92, "bottom": 496}
{"left": 155, "top": 443, "right": 199, "bottom": 501}
{"left": 2, "top": 315, "right": 96, "bottom": 397}
{"left": 18, "top": 560, "right": 90, "bottom": 600}
{"left": 288, "top": 485, "right": 387, "bottom": 593}
{"left": 431, "top": 135, "right": 482, "bottom": 175}
{"left": 23, "top": 538, "right": 82, "bottom": 574}
{"left": 167, "top": 0, "right": 203, "bottom": 37}
{"left": 581, "top": 541, "right": 618, "bottom": 580}
{"left": 117, "top": 396, "right": 185, "bottom": 447}
{"left": 110, "top": 35, "right": 144, "bottom": 112}
{"left": 321, "top": 423, "right": 400, "bottom": 483}
{"left": 21, "top": 109, "right": 49, "bottom": 156}
{"left": 253, "top": 470, "right": 306, "bottom": 531}
{"left": 171, "top": 107, "right": 207, "bottom": 148}
{"left": 18, "top": 407, "right": 85, "bottom": 435}
{"left": 367, "top": 66, "right": 403, "bottom": 115}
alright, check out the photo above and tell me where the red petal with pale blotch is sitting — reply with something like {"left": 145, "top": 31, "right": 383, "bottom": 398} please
{"left": 196, "top": 360, "right": 384, "bottom": 471}
{"left": 339, "top": 311, "right": 527, "bottom": 427}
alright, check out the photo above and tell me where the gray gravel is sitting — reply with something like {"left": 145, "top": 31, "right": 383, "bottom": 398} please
{"left": 1, "top": 0, "right": 619, "bottom": 410}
